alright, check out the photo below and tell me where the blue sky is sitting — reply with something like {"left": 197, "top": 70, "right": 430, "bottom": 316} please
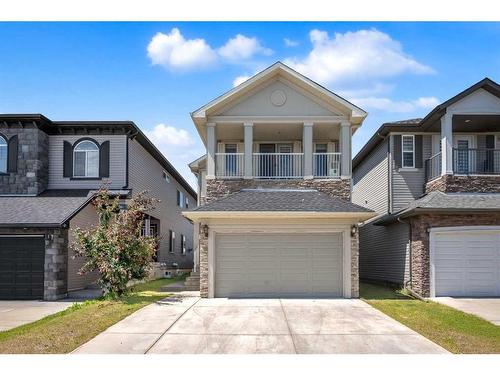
{"left": 1, "top": 22, "right": 500, "bottom": 187}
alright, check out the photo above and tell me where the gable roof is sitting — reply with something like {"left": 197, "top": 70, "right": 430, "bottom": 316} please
{"left": 190, "top": 62, "right": 367, "bottom": 138}
{"left": 353, "top": 77, "right": 500, "bottom": 169}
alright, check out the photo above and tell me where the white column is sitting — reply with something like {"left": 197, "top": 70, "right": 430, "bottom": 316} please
{"left": 441, "top": 113, "right": 453, "bottom": 175}
{"left": 303, "top": 122, "right": 313, "bottom": 179}
{"left": 193, "top": 222, "right": 199, "bottom": 273}
{"left": 244, "top": 122, "right": 253, "bottom": 179}
{"left": 340, "top": 121, "right": 351, "bottom": 179}
{"left": 206, "top": 122, "right": 216, "bottom": 179}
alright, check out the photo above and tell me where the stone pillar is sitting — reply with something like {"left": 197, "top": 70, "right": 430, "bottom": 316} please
{"left": 44, "top": 228, "right": 68, "bottom": 300}
{"left": 350, "top": 229, "right": 359, "bottom": 298}
{"left": 206, "top": 123, "right": 216, "bottom": 179}
{"left": 244, "top": 122, "right": 253, "bottom": 179}
{"left": 340, "top": 121, "right": 351, "bottom": 179}
{"left": 199, "top": 224, "right": 209, "bottom": 297}
{"left": 441, "top": 113, "right": 453, "bottom": 175}
{"left": 303, "top": 122, "right": 313, "bottom": 179}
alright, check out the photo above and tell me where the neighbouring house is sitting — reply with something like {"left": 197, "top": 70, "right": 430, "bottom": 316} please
{"left": 352, "top": 78, "right": 500, "bottom": 298}
{"left": 184, "top": 62, "right": 375, "bottom": 298}
{"left": 0, "top": 114, "right": 196, "bottom": 300}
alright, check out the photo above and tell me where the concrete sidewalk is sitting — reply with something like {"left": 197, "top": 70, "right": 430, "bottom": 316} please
{"left": 432, "top": 297, "right": 500, "bottom": 325}
{"left": 74, "top": 295, "right": 447, "bottom": 354}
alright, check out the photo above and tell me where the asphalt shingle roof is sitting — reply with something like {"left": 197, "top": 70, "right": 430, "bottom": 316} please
{"left": 373, "top": 191, "right": 500, "bottom": 225}
{"left": 192, "top": 189, "right": 372, "bottom": 213}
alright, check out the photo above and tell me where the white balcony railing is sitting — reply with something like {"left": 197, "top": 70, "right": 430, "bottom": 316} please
{"left": 313, "top": 152, "right": 341, "bottom": 178}
{"left": 253, "top": 153, "right": 304, "bottom": 179}
{"left": 215, "top": 153, "right": 244, "bottom": 178}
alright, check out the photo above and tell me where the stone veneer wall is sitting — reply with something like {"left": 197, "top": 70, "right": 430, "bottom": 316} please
{"left": 426, "top": 174, "right": 500, "bottom": 194}
{"left": 0, "top": 127, "right": 49, "bottom": 195}
{"left": 350, "top": 230, "right": 359, "bottom": 298}
{"left": 409, "top": 213, "right": 500, "bottom": 297}
{"left": 0, "top": 227, "right": 68, "bottom": 300}
{"left": 205, "top": 178, "right": 351, "bottom": 204}
{"left": 199, "top": 224, "right": 209, "bottom": 297}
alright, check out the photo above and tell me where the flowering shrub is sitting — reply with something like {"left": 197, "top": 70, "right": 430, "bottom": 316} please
{"left": 71, "top": 188, "right": 159, "bottom": 297}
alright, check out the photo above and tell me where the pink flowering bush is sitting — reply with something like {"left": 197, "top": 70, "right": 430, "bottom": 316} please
{"left": 71, "top": 188, "right": 159, "bottom": 297}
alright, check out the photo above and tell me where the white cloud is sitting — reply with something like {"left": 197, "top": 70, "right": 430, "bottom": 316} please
{"left": 351, "top": 96, "right": 440, "bottom": 113}
{"left": 233, "top": 75, "right": 251, "bottom": 87}
{"left": 145, "top": 123, "right": 195, "bottom": 147}
{"left": 285, "top": 28, "right": 434, "bottom": 86}
{"left": 284, "top": 38, "right": 299, "bottom": 47}
{"left": 147, "top": 28, "right": 217, "bottom": 71}
{"left": 218, "top": 34, "right": 273, "bottom": 61}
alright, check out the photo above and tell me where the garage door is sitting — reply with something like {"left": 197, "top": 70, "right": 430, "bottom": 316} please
{"left": 433, "top": 229, "right": 500, "bottom": 297}
{"left": 0, "top": 236, "right": 45, "bottom": 300}
{"left": 215, "top": 233, "right": 343, "bottom": 298}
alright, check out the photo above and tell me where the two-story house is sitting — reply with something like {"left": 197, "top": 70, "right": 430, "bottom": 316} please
{"left": 0, "top": 114, "right": 196, "bottom": 300}
{"left": 184, "top": 62, "right": 375, "bottom": 299}
{"left": 353, "top": 78, "right": 500, "bottom": 298}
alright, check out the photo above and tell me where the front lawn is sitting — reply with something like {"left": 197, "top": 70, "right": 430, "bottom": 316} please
{"left": 361, "top": 282, "right": 500, "bottom": 354}
{"left": 0, "top": 278, "right": 180, "bottom": 354}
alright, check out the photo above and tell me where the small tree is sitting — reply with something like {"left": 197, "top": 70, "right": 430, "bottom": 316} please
{"left": 71, "top": 188, "right": 159, "bottom": 297}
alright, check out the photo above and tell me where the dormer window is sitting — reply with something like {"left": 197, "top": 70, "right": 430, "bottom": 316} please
{"left": 73, "top": 140, "right": 99, "bottom": 177}
{"left": 0, "top": 136, "right": 7, "bottom": 174}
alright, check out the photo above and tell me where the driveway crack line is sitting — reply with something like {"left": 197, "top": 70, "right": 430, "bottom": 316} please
{"left": 144, "top": 296, "right": 200, "bottom": 354}
{"left": 279, "top": 299, "right": 298, "bottom": 354}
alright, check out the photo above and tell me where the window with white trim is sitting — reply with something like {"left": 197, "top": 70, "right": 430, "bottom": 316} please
{"left": 181, "top": 234, "right": 186, "bottom": 255}
{"left": 177, "top": 190, "right": 184, "bottom": 208}
{"left": 73, "top": 140, "right": 99, "bottom": 177}
{"left": 162, "top": 170, "right": 170, "bottom": 183}
{"left": 169, "top": 230, "right": 175, "bottom": 253}
{"left": 402, "top": 135, "right": 415, "bottom": 168}
{"left": 0, "top": 136, "right": 7, "bottom": 173}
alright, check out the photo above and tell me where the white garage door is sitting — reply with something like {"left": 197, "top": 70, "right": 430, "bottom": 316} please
{"left": 215, "top": 233, "right": 343, "bottom": 298}
{"left": 433, "top": 229, "right": 500, "bottom": 297}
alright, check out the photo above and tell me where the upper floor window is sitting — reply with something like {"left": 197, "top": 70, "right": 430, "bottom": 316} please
{"left": 177, "top": 190, "right": 185, "bottom": 208}
{"left": 185, "top": 196, "right": 189, "bottom": 209}
{"left": 402, "top": 135, "right": 415, "bottom": 168}
{"left": 0, "top": 136, "right": 7, "bottom": 173}
{"left": 162, "top": 170, "right": 170, "bottom": 183}
{"left": 73, "top": 140, "right": 99, "bottom": 177}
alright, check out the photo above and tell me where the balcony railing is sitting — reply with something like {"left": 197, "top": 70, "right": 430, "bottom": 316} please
{"left": 313, "top": 152, "right": 341, "bottom": 178}
{"left": 453, "top": 148, "right": 500, "bottom": 175}
{"left": 424, "top": 152, "right": 441, "bottom": 182}
{"left": 215, "top": 153, "right": 244, "bottom": 178}
{"left": 424, "top": 148, "right": 500, "bottom": 182}
{"left": 253, "top": 153, "right": 304, "bottom": 179}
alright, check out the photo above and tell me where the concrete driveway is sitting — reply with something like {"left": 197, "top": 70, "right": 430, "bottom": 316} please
{"left": 432, "top": 297, "right": 500, "bottom": 325}
{"left": 74, "top": 293, "right": 447, "bottom": 354}
{"left": 0, "top": 300, "right": 74, "bottom": 331}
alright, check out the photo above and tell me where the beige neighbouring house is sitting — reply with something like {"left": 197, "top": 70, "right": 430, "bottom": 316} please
{"left": 184, "top": 62, "right": 375, "bottom": 298}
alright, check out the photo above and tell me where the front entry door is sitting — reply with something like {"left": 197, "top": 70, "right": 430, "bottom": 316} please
{"left": 259, "top": 144, "right": 276, "bottom": 177}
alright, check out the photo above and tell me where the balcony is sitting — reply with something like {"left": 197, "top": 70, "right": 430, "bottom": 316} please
{"left": 214, "top": 152, "right": 342, "bottom": 179}
{"left": 425, "top": 148, "right": 500, "bottom": 182}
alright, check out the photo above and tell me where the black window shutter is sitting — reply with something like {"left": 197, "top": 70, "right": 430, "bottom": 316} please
{"left": 63, "top": 141, "right": 73, "bottom": 177}
{"left": 176, "top": 190, "right": 180, "bottom": 206}
{"left": 99, "top": 140, "right": 110, "bottom": 178}
{"left": 7, "top": 135, "right": 18, "bottom": 173}
{"left": 486, "top": 135, "right": 495, "bottom": 149}
{"left": 415, "top": 135, "right": 423, "bottom": 168}
{"left": 393, "top": 135, "right": 402, "bottom": 168}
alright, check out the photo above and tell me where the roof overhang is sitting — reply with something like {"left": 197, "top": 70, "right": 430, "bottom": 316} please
{"left": 183, "top": 210, "right": 376, "bottom": 222}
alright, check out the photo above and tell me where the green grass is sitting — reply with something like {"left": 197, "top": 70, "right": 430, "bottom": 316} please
{"left": 361, "top": 282, "right": 500, "bottom": 354}
{"left": 0, "top": 277, "right": 181, "bottom": 354}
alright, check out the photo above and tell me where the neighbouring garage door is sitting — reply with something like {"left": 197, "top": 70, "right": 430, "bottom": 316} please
{"left": 0, "top": 236, "right": 45, "bottom": 300}
{"left": 215, "top": 233, "right": 343, "bottom": 298}
{"left": 433, "top": 229, "right": 500, "bottom": 297}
